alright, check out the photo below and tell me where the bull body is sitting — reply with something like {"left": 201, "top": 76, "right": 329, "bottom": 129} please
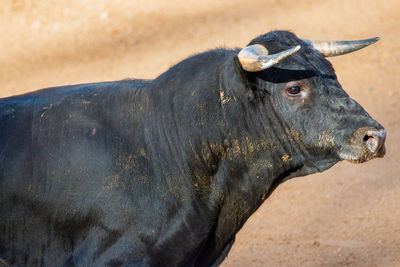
{"left": 0, "top": 31, "right": 385, "bottom": 266}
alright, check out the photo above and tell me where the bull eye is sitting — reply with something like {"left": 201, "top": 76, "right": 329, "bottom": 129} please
{"left": 287, "top": 86, "right": 301, "bottom": 96}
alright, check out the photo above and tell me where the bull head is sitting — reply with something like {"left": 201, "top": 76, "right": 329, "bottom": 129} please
{"left": 238, "top": 37, "right": 379, "bottom": 71}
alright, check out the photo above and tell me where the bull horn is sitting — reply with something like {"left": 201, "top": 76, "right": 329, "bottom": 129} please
{"left": 302, "top": 37, "right": 379, "bottom": 57}
{"left": 238, "top": 44, "right": 301, "bottom": 72}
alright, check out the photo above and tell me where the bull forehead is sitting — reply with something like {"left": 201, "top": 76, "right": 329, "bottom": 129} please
{"left": 249, "top": 31, "right": 336, "bottom": 76}
{"left": 249, "top": 31, "right": 302, "bottom": 50}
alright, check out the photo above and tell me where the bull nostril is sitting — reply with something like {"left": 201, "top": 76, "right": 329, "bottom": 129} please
{"left": 363, "top": 129, "right": 386, "bottom": 154}
{"left": 364, "top": 134, "right": 378, "bottom": 153}
{"left": 363, "top": 135, "right": 373, "bottom": 143}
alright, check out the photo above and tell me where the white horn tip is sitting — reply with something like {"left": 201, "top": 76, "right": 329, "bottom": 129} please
{"left": 291, "top": 45, "right": 301, "bottom": 53}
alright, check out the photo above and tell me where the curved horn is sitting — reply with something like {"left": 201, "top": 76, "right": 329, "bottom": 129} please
{"left": 302, "top": 37, "right": 379, "bottom": 57}
{"left": 238, "top": 44, "right": 301, "bottom": 72}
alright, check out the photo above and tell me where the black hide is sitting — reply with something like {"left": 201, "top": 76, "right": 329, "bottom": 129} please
{"left": 0, "top": 31, "right": 385, "bottom": 266}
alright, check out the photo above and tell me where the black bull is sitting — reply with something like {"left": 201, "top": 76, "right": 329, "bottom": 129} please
{"left": 0, "top": 31, "right": 386, "bottom": 266}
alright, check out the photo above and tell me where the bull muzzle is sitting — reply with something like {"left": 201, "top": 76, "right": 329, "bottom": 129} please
{"left": 340, "top": 127, "right": 386, "bottom": 163}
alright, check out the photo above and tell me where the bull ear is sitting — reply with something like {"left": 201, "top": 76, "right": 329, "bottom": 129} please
{"left": 238, "top": 44, "right": 301, "bottom": 72}
{"left": 302, "top": 37, "right": 379, "bottom": 57}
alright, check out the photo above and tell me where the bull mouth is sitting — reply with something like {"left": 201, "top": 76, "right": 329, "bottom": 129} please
{"left": 339, "top": 147, "right": 385, "bottom": 164}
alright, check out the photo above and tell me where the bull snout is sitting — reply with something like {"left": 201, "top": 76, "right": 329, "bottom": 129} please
{"left": 339, "top": 127, "right": 387, "bottom": 163}
{"left": 363, "top": 129, "right": 386, "bottom": 158}
{"left": 348, "top": 127, "right": 386, "bottom": 162}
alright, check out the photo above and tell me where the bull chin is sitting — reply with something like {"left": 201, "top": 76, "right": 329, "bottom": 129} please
{"left": 338, "top": 146, "right": 386, "bottom": 164}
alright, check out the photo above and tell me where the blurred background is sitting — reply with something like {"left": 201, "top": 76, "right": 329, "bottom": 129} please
{"left": 1, "top": 0, "right": 399, "bottom": 266}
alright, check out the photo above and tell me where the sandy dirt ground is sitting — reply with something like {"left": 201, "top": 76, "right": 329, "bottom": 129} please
{"left": 1, "top": 0, "right": 399, "bottom": 266}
